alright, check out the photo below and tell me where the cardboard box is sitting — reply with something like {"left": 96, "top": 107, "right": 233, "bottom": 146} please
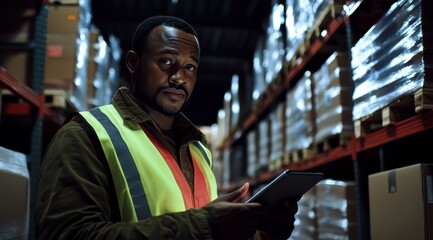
{"left": 44, "top": 58, "right": 75, "bottom": 91}
{"left": 47, "top": 5, "right": 80, "bottom": 34}
{"left": 0, "top": 49, "right": 33, "bottom": 86}
{"left": 369, "top": 163, "right": 433, "bottom": 240}
{"left": 46, "top": 34, "right": 77, "bottom": 60}
{"left": 0, "top": 3, "right": 37, "bottom": 43}
{"left": 0, "top": 146, "right": 29, "bottom": 240}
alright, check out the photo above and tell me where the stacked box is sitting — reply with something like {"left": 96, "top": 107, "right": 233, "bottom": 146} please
{"left": 285, "top": 0, "right": 333, "bottom": 61}
{"left": 229, "top": 145, "right": 245, "bottom": 182}
{"left": 246, "top": 129, "right": 258, "bottom": 178}
{"left": 216, "top": 108, "right": 228, "bottom": 147}
{"left": 313, "top": 52, "right": 353, "bottom": 143}
{"left": 91, "top": 34, "right": 122, "bottom": 109}
{"left": 262, "top": 3, "right": 285, "bottom": 84}
{"left": 269, "top": 102, "right": 285, "bottom": 169}
{"left": 0, "top": 146, "right": 29, "bottom": 240}
{"left": 86, "top": 28, "right": 100, "bottom": 108}
{"left": 0, "top": 2, "right": 36, "bottom": 43}
{"left": 369, "top": 163, "right": 433, "bottom": 240}
{"left": 0, "top": 49, "right": 33, "bottom": 86}
{"left": 209, "top": 124, "right": 224, "bottom": 185}
{"left": 230, "top": 74, "right": 240, "bottom": 130}
{"left": 257, "top": 118, "right": 270, "bottom": 173}
{"left": 289, "top": 186, "right": 318, "bottom": 240}
{"left": 221, "top": 149, "right": 231, "bottom": 186}
{"left": 351, "top": 0, "right": 433, "bottom": 121}
{"left": 0, "top": 1, "right": 38, "bottom": 85}
{"left": 252, "top": 36, "right": 267, "bottom": 104}
{"left": 315, "top": 179, "right": 358, "bottom": 240}
{"left": 44, "top": 0, "right": 95, "bottom": 111}
{"left": 285, "top": 71, "right": 315, "bottom": 155}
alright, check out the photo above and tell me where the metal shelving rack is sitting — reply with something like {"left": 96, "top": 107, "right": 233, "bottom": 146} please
{"left": 217, "top": 0, "right": 433, "bottom": 239}
{"left": 0, "top": 1, "right": 57, "bottom": 239}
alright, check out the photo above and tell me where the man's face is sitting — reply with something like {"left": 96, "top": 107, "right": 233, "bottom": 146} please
{"left": 130, "top": 26, "right": 200, "bottom": 116}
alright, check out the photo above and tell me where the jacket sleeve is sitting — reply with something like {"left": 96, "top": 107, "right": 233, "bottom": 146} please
{"left": 35, "top": 120, "right": 214, "bottom": 240}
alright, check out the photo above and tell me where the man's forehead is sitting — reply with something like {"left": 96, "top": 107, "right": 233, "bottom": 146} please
{"left": 146, "top": 25, "right": 200, "bottom": 51}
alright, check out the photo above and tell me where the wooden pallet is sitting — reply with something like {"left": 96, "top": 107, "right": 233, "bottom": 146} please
{"left": 304, "top": 2, "right": 344, "bottom": 51}
{"left": 285, "top": 1, "right": 344, "bottom": 74}
{"left": 268, "top": 156, "right": 284, "bottom": 172}
{"left": 315, "top": 131, "right": 353, "bottom": 153}
{"left": 354, "top": 87, "right": 433, "bottom": 137}
{"left": 284, "top": 147, "right": 316, "bottom": 164}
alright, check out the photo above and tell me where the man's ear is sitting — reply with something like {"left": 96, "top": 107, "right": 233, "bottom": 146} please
{"left": 126, "top": 50, "right": 139, "bottom": 74}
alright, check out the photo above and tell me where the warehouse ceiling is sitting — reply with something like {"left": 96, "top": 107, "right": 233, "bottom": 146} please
{"left": 90, "top": 0, "right": 275, "bottom": 126}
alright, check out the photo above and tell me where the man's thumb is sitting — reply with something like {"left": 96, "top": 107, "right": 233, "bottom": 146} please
{"left": 224, "top": 182, "right": 249, "bottom": 202}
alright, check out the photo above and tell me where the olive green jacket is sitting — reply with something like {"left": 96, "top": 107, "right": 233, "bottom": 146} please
{"left": 35, "top": 87, "right": 214, "bottom": 239}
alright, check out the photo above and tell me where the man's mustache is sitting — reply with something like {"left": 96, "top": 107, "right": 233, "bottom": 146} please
{"left": 159, "top": 84, "right": 188, "bottom": 98}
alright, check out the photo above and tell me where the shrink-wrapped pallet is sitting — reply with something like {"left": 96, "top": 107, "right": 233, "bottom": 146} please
{"left": 246, "top": 129, "right": 258, "bottom": 178}
{"left": 285, "top": 71, "right": 315, "bottom": 160}
{"left": 316, "top": 179, "right": 358, "bottom": 240}
{"left": 313, "top": 52, "right": 353, "bottom": 145}
{"left": 289, "top": 186, "right": 318, "bottom": 240}
{"left": 351, "top": 0, "right": 433, "bottom": 121}
{"left": 0, "top": 147, "right": 29, "bottom": 240}
{"left": 269, "top": 102, "right": 285, "bottom": 170}
{"left": 257, "top": 118, "right": 270, "bottom": 172}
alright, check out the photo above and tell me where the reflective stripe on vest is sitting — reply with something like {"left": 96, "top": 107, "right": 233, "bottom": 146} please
{"left": 80, "top": 105, "right": 218, "bottom": 222}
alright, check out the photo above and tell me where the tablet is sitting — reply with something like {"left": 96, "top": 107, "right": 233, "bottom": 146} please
{"left": 245, "top": 169, "right": 324, "bottom": 207}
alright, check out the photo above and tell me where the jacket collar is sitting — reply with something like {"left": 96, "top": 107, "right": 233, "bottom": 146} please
{"left": 112, "top": 86, "right": 207, "bottom": 145}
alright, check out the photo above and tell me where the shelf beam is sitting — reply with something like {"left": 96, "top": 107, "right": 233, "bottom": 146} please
{"left": 356, "top": 110, "right": 433, "bottom": 151}
{"left": 226, "top": 17, "right": 346, "bottom": 149}
{"left": 0, "top": 67, "right": 64, "bottom": 125}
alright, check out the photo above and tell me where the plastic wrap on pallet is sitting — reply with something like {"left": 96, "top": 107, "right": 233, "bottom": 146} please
{"left": 285, "top": 71, "right": 315, "bottom": 152}
{"left": 311, "top": 0, "right": 334, "bottom": 20}
{"left": 313, "top": 52, "right": 353, "bottom": 143}
{"left": 230, "top": 74, "right": 240, "bottom": 130}
{"left": 263, "top": 3, "right": 285, "bottom": 84}
{"left": 269, "top": 103, "right": 285, "bottom": 164}
{"left": 222, "top": 149, "right": 231, "bottom": 186}
{"left": 351, "top": 0, "right": 424, "bottom": 120}
{"left": 93, "top": 35, "right": 111, "bottom": 106}
{"left": 107, "top": 35, "right": 122, "bottom": 101}
{"left": 257, "top": 118, "right": 270, "bottom": 171}
{"left": 285, "top": 0, "right": 332, "bottom": 61}
{"left": 246, "top": 129, "right": 258, "bottom": 178}
{"left": 211, "top": 148, "right": 224, "bottom": 186}
{"left": 69, "top": 0, "right": 93, "bottom": 110}
{"left": 229, "top": 145, "right": 244, "bottom": 182}
{"left": 315, "top": 179, "right": 358, "bottom": 240}
{"left": 253, "top": 36, "right": 266, "bottom": 103}
{"left": 71, "top": 26, "right": 89, "bottom": 111}
{"left": 0, "top": 146, "right": 29, "bottom": 240}
{"left": 289, "top": 186, "right": 318, "bottom": 240}
{"left": 92, "top": 34, "right": 122, "bottom": 107}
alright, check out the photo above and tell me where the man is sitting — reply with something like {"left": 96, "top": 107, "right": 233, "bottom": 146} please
{"left": 35, "top": 15, "right": 298, "bottom": 239}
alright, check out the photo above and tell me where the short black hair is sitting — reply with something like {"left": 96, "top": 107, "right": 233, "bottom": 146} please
{"left": 131, "top": 15, "right": 199, "bottom": 56}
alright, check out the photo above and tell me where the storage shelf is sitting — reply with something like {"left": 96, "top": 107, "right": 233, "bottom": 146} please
{"left": 225, "top": 16, "right": 347, "bottom": 150}
{"left": 221, "top": 109, "right": 433, "bottom": 192}
{"left": 0, "top": 67, "right": 64, "bottom": 125}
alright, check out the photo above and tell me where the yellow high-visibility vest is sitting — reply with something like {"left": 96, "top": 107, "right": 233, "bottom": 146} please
{"left": 80, "top": 105, "right": 218, "bottom": 222}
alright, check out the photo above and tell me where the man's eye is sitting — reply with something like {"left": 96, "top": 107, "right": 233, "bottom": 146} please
{"left": 161, "top": 59, "right": 173, "bottom": 65}
{"left": 185, "top": 65, "right": 197, "bottom": 72}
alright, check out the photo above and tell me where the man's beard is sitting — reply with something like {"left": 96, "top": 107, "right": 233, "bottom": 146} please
{"left": 143, "top": 86, "right": 190, "bottom": 116}
{"left": 132, "top": 66, "right": 191, "bottom": 116}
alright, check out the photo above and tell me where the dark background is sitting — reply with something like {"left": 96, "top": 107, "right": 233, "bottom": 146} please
{"left": 91, "top": 0, "right": 276, "bottom": 126}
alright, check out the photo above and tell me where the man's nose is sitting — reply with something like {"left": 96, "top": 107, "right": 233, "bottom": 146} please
{"left": 169, "top": 68, "right": 187, "bottom": 86}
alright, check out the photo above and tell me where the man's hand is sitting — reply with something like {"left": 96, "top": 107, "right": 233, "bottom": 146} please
{"left": 203, "top": 183, "right": 299, "bottom": 240}
{"left": 204, "top": 183, "right": 265, "bottom": 240}
{"left": 254, "top": 198, "right": 299, "bottom": 240}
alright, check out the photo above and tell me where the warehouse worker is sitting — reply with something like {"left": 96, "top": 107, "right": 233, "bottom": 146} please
{"left": 35, "top": 15, "right": 298, "bottom": 239}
